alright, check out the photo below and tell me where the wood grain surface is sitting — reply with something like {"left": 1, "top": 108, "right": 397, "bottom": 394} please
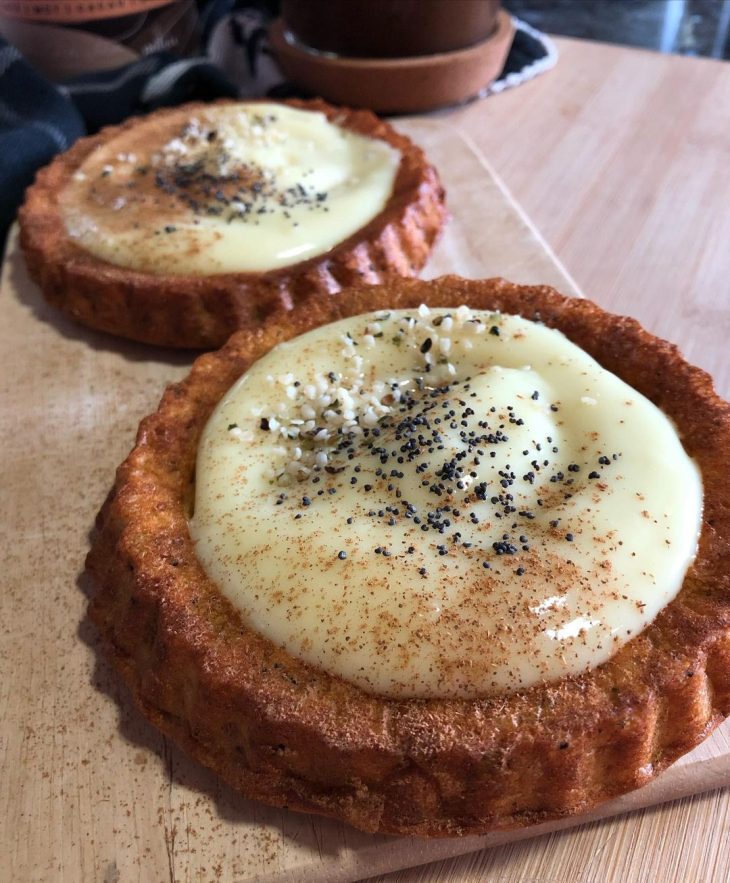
{"left": 1, "top": 51, "right": 729, "bottom": 882}
{"left": 450, "top": 36, "right": 730, "bottom": 401}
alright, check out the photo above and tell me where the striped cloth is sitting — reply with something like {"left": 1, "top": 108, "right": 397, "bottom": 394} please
{"left": 0, "top": 40, "right": 235, "bottom": 247}
{"left": 0, "top": 41, "right": 83, "bottom": 250}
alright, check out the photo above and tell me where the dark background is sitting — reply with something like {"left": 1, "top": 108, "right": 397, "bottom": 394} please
{"left": 505, "top": 0, "right": 730, "bottom": 59}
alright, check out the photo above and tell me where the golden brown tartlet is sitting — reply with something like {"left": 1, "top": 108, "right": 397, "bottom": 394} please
{"left": 86, "top": 277, "right": 730, "bottom": 836}
{"left": 19, "top": 99, "right": 446, "bottom": 349}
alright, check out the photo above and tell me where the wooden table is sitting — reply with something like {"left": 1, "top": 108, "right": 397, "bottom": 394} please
{"left": 369, "top": 36, "right": 730, "bottom": 883}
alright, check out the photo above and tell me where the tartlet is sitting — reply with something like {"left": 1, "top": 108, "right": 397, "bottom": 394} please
{"left": 19, "top": 99, "right": 446, "bottom": 349}
{"left": 86, "top": 277, "right": 730, "bottom": 836}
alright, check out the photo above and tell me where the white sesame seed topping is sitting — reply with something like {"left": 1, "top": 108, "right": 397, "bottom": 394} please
{"left": 246, "top": 307, "right": 523, "bottom": 484}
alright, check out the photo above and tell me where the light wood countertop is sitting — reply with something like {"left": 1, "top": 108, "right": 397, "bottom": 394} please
{"left": 371, "top": 35, "right": 730, "bottom": 883}
{"left": 454, "top": 35, "right": 730, "bottom": 399}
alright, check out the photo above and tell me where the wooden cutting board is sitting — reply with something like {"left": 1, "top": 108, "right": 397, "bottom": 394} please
{"left": 1, "top": 119, "right": 727, "bottom": 883}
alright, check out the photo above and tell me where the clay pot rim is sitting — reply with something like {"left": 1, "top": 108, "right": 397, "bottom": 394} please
{"left": 273, "top": 10, "right": 514, "bottom": 67}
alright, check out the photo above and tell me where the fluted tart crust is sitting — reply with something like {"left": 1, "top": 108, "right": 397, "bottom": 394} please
{"left": 86, "top": 277, "right": 730, "bottom": 836}
{"left": 19, "top": 99, "right": 446, "bottom": 349}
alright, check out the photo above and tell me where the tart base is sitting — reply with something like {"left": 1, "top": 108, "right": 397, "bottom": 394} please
{"left": 86, "top": 277, "right": 730, "bottom": 835}
{"left": 19, "top": 100, "right": 446, "bottom": 349}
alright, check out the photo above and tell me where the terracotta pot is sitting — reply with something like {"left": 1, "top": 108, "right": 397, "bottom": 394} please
{"left": 0, "top": 0, "right": 199, "bottom": 79}
{"left": 281, "top": 0, "right": 501, "bottom": 58}
{"left": 270, "top": 9, "right": 514, "bottom": 114}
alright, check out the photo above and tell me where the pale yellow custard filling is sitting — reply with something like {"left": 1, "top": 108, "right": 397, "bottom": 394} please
{"left": 189, "top": 308, "right": 703, "bottom": 699}
{"left": 59, "top": 103, "right": 401, "bottom": 275}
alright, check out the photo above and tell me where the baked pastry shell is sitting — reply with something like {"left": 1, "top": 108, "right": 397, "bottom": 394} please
{"left": 19, "top": 99, "right": 446, "bottom": 349}
{"left": 86, "top": 277, "right": 730, "bottom": 836}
